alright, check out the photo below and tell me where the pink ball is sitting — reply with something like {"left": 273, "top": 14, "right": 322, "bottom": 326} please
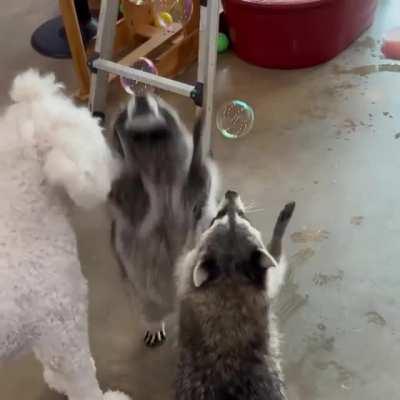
{"left": 382, "top": 27, "right": 400, "bottom": 60}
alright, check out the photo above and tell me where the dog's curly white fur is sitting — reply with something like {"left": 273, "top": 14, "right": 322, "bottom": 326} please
{"left": 0, "top": 70, "right": 129, "bottom": 400}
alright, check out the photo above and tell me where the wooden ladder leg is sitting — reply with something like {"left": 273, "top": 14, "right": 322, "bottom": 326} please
{"left": 59, "top": 0, "right": 90, "bottom": 100}
{"left": 89, "top": 0, "right": 120, "bottom": 120}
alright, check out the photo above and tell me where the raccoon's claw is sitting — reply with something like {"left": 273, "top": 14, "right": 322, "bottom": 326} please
{"left": 144, "top": 324, "right": 166, "bottom": 347}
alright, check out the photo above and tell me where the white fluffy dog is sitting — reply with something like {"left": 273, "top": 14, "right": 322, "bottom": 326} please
{"left": 0, "top": 70, "right": 129, "bottom": 400}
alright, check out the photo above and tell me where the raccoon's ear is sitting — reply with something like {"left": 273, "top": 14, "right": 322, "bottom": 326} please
{"left": 243, "top": 249, "right": 276, "bottom": 288}
{"left": 193, "top": 258, "right": 218, "bottom": 288}
{"left": 193, "top": 264, "right": 208, "bottom": 288}
{"left": 251, "top": 249, "right": 279, "bottom": 270}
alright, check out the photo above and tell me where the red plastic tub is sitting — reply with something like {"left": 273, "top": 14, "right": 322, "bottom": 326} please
{"left": 222, "top": 0, "right": 378, "bottom": 68}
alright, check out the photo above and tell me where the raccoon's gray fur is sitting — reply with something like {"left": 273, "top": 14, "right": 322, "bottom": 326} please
{"left": 175, "top": 191, "right": 295, "bottom": 399}
{"left": 109, "top": 95, "right": 219, "bottom": 346}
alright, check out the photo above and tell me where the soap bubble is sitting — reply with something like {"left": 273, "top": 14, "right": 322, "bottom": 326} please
{"left": 216, "top": 100, "right": 255, "bottom": 139}
{"left": 153, "top": 0, "right": 193, "bottom": 29}
{"left": 120, "top": 57, "right": 158, "bottom": 96}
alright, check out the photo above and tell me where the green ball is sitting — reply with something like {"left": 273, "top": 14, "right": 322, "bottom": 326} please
{"left": 217, "top": 33, "right": 230, "bottom": 53}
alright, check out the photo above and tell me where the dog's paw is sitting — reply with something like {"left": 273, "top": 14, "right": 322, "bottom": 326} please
{"left": 144, "top": 322, "right": 166, "bottom": 347}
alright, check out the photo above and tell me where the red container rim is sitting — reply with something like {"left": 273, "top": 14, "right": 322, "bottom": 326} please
{"left": 225, "top": 0, "right": 336, "bottom": 11}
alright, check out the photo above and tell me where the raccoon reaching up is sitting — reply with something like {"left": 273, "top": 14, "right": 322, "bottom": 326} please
{"left": 109, "top": 95, "right": 219, "bottom": 347}
{"left": 175, "top": 191, "right": 295, "bottom": 400}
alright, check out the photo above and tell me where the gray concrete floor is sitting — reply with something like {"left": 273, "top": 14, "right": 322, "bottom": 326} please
{"left": 1, "top": 1, "right": 400, "bottom": 399}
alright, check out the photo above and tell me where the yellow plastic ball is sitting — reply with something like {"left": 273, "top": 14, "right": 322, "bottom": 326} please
{"left": 156, "top": 12, "right": 174, "bottom": 28}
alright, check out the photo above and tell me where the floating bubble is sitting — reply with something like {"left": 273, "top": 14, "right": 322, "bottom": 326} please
{"left": 216, "top": 100, "right": 255, "bottom": 139}
{"left": 120, "top": 57, "right": 158, "bottom": 96}
{"left": 153, "top": 0, "right": 193, "bottom": 29}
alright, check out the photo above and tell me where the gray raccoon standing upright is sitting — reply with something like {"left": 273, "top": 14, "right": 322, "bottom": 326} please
{"left": 175, "top": 191, "right": 295, "bottom": 400}
{"left": 109, "top": 95, "right": 219, "bottom": 346}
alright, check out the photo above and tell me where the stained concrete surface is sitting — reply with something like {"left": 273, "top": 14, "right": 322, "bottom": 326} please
{"left": 1, "top": 1, "right": 400, "bottom": 399}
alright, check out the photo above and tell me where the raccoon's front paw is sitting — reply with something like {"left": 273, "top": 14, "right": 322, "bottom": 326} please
{"left": 144, "top": 322, "right": 166, "bottom": 347}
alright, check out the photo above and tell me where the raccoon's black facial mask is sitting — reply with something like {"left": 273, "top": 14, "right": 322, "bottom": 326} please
{"left": 193, "top": 191, "right": 280, "bottom": 289}
{"left": 192, "top": 191, "right": 295, "bottom": 289}
{"left": 210, "top": 190, "right": 249, "bottom": 227}
{"left": 113, "top": 94, "right": 181, "bottom": 158}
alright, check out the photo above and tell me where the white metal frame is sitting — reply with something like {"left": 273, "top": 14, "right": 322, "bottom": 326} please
{"left": 89, "top": 0, "right": 220, "bottom": 156}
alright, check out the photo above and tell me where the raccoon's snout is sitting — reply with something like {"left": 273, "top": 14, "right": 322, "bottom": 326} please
{"left": 223, "top": 190, "right": 245, "bottom": 215}
{"left": 127, "top": 94, "right": 160, "bottom": 120}
{"left": 124, "top": 94, "right": 166, "bottom": 135}
{"left": 133, "top": 96, "right": 152, "bottom": 116}
{"left": 225, "top": 190, "right": 239, "bottom": 201}
{"left": 210, "top": 191, "right": 246, "bottom": 226}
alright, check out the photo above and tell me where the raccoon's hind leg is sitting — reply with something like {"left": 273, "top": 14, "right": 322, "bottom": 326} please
{"left": 140, "top": 293, "right": 172, "bottom": 347}
{"left": 116, "top": 266, "right": 168, "bottom": 347}
{"left": 111, "top": 221, "right": 168, "bottom": 348}
{"left": 115, "top": 264, "right": 168, "bottom": 347}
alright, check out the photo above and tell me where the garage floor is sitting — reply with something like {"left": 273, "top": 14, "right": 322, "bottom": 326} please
{"left": 1, "top": 1, "right": 399, "bottom": 399}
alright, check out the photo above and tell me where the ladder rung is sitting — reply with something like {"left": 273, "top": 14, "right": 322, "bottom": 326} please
{"left": 93, "top": 59, "right": 195, "bottom": 98}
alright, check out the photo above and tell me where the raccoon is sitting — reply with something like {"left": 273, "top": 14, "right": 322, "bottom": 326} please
{"left": 109, "top": 95, "right": 219, "bottom": 346}
{"left": 175, "top": 191, "right": 295, "bottom": 399}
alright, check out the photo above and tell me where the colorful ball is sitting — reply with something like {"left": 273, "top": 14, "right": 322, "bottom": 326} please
{"left": 155, "top": 11, "right": 174, "bottom": 28}
{"left": 217, "top": 33, "right": 230, "bottom": 53}
{"left": 153, "top": 0, "right": 193, "bottom": 29}
{"left": 382, "top": 27, "right": 400, "bottom": 60}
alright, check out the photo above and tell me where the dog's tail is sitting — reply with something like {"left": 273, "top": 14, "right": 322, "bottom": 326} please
{"left": 42, "top": 114, "right": 120, "bottom": 209}
{"left": 9, "top": 70, "right": 118, "bottom": 209}
{"left": 10, "top": 69, "right": 63, "bottom": 104}
{"left": 44, "top": 137, "right": 119, "bottom": 210}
